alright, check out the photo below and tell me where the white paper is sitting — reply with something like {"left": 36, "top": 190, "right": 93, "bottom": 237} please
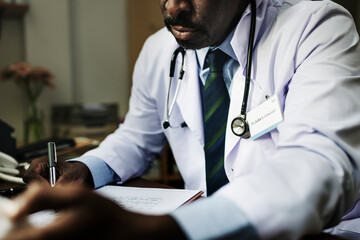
{"left": 19, "top": 186, "right": 202, "bottom": 229}
{"left": 95, "top": 186, "right": 202, "bottom": 215}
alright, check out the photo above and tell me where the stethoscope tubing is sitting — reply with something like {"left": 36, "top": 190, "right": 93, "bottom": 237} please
{"left": 241, "top": 0, "right": 257, "bottom": 116}
{"left": 230, "top": 0, "right": 256, "bottom": 138}
{"left": 166, "top": 77, "right": 182, "bottom": 120}
{"left": 164, "top": 47, "right": 186, "bottom": 129}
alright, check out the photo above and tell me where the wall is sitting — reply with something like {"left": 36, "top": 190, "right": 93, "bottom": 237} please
{"left": 0, "top": 0, "right": 129, "bottom": 143}
{"left": 0, "top": 16, "right": 26, "bottom": 142}
{"left": 70, "top": 0, "right": 128, "bottom": 111}
{"left": 127, "top": 0, "right": 163, "bottom": 82}
{"left": 24, "top": 0, "right": 73, "bottom": 140}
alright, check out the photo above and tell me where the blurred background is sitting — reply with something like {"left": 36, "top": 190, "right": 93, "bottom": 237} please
{"left": 0, "top": 0, "right": 164, "bottom": 143}
{"left": 0, "top": 0, "right": 359, "bottom": 144}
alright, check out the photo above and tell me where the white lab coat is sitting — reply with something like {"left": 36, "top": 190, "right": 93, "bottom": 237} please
{"left": 85, "top": 0, "right": 360, "bottom": 238}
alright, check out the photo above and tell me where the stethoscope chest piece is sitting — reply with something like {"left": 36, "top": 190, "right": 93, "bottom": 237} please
{"left": 231, "top": 115, "right": 251, "bottom": 138}
{"left": 163, "top": 120, "right": 170, "bottom": 129}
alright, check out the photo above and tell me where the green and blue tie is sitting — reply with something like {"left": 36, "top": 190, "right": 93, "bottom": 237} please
{"left": 203, "top": 49, "right": 230, "bottom": 195}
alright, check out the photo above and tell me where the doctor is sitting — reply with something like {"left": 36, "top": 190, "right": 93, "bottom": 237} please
{"left": 11, "top": 0, "right": 360, "bottom": 239}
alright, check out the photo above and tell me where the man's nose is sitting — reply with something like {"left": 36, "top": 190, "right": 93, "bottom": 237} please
{"left": 165, "top": 0, "right": 191, "bottom": 18}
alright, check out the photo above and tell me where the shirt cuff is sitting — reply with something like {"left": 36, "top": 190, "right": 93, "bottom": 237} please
{"left": 171, "top": 195, "right": 259, "bottom": 240}
{"left": 68, "top": 156, "right": 120, "bottom": 188}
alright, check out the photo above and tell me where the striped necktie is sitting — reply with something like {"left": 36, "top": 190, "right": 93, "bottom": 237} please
{"left": 203, "top": 49, "right": 230, "bottom": 195}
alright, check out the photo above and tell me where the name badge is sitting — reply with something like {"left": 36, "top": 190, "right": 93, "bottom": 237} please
{"left": 247, "top": 95, "right": 283, "bottom": 140}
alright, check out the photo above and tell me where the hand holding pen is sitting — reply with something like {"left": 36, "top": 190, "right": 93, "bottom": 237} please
{"left": 0, "top": 142, "right": 58, "bottom": 197}
{"left": 22, "top": 143, "right": 95, "bottom": 187}
{"left": 47, "top": 142, "right": 57, "bottom": 187}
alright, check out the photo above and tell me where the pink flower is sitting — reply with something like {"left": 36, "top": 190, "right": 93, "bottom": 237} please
{"left": 1, "top": 62, "right": 55, "bottom": 100}
{"left": 0, "top": 62, "right": 55, "bottom": 89}
{"left": 28, "top": 66, "right": 55, "bottom": 89}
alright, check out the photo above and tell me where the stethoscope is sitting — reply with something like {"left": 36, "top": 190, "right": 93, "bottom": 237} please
{"left": 162, "top": 47, "right": 186, "bottom": 130}
{"left": 163, "top": 0, "right": 257, "bottom": 139}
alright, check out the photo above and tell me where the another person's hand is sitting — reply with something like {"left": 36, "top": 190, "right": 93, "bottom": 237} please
{"left": 23, "top": 156, "right": 94, "bottom": 188}
{"left": 4, "top": 184, "right": 186, "bottom": 240}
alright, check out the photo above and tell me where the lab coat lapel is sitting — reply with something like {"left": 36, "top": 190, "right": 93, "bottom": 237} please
{"left": 224, "top": 0, "right": 269, "bottom": 161}
{"left": 225, "top": 69, "right": 245, "bottom": 160}
{"left": 176, "top": 50, "right": 205, "bottom": 146}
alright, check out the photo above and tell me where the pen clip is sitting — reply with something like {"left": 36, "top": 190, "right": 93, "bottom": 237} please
{"left": 47, "top": 142, "right": 57, "bottom": 167}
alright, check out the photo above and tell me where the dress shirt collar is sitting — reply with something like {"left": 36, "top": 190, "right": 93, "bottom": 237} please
{"left": 196, "top": 29, "right": 238, "bottom": 70}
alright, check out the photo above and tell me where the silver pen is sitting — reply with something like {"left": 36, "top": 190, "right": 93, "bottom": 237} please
{"left": 47, "top": 142, "right": 57, "bottom": 187}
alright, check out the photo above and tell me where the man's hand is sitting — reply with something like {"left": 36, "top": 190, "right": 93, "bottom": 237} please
{"left": 23, "top": 157, "right": 94, "bottom": 188}
{"left": 4, "top": 184, "right": 187, "bottom": 240}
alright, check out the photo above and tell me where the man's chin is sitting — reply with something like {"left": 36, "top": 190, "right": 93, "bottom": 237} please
{"left": 174, "top": 38, "right": 209, "bottom": 50}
